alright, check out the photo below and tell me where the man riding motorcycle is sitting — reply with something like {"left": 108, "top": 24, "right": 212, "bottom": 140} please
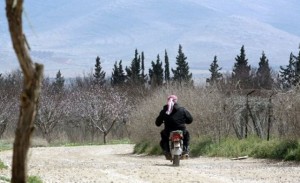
{"left": 155, "top": 95, "right": 193, "bottom": 159}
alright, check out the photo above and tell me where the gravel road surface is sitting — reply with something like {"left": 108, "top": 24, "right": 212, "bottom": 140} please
{"left": 1, "top": 144, "right": 300, "bottom": 183}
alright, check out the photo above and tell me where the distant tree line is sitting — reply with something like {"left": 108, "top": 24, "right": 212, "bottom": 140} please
{"left": 42, "top": 43, "right": 300, "bottom": 91}
{"left": 207, "top": 45, "right": 300, "bottom": 91}
{"left": 78, "top": 44, "right": 193, "bottom": 89}
{"left": 1, "top": 43, "right": 300, "bottom": 143}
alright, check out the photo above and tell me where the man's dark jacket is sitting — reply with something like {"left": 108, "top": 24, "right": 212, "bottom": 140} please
{"left": 155, "top": 103, "right": 193, "bottom": 132}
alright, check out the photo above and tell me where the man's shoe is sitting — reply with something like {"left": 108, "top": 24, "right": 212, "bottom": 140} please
{"left": 181, "top": 151, "right": 189, "bottom": 159}
{"left": 164, "top": 152, "right": 172, "bottom": 160}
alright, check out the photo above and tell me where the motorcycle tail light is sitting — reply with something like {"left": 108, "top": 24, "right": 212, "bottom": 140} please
{"left": 172, "top": 133, "right": 182, "bottom": 141}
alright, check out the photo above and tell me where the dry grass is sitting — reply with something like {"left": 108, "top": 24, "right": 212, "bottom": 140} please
{"left": 128, "top": 85, "right": 232, "bottom": 143}
{"left": 128, "top": 85, "right": 300, "bottom": 144}
{"left": 30, "top": 137, "right": 49, "bottom": 147}
{"left": 273, "top": 89, "right": 300, "bottom": 138}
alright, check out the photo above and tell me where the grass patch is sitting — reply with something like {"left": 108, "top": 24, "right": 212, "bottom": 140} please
{"left": 134, "top": 141, "right": 163, "bottom": 155}
{"left": 31, "top": 138, "right": 49, "bottom": 147}
{"left": 51, "top": 138, "right": 132, "bottom": 147}
{"left": 148, "top": 144, "right": 163, "bottom": 155}
{"left": 190, "top": 138, "right": 213, "bottom": 156}
{"left": 62, "top": 142, "right": 95, "bottom": 147}
{"left": 251, "top": 139, "right": 299, "bottom": 160}
{"left": 133, "top": 136, "right": 300, "bottom": 161}
{"left": 0, "top": 176, "right": 10, "bottom": 182}
{"left": 0, "top": 140, "right": 13, "bottom": 151}
{"left": 208, "top": 136, "right": 259, "bottom": 157}
{"left": 133, "top": 141, "right": 152, "bottom": 154}
{"left": 28, "top": 175, "right": 43, "bottom": 183}
{"left": 0, "top": 159, "right": 8, "bottom": 170}
{"left": 107, "top": 138, "right": 132, "bottom": 144}
{"left": 52, "top": 141, "right": 104, "bottom": 147}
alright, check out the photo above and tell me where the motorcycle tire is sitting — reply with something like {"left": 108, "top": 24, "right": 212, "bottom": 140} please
{"left": 173, "top": 155, "right": 180, "bottom": 166}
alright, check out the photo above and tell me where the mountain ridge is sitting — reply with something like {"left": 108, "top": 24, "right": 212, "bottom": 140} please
{"left": 1, "top": 0, "right": 300, "bottom": 77}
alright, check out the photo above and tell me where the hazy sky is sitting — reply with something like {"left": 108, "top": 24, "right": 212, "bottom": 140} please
{"left": 1, "top": 0, "right": 300, "bottom": 78}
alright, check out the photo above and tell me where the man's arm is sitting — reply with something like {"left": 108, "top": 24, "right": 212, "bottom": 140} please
{"left": 155, "top": 110, "right": 164, "bottom": 127}
{"left": 184, "top": 109, "right": 193, "bottom": 124}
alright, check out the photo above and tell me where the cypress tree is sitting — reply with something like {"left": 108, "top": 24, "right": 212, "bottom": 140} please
{"left": 111, "top": 61, "right": 119, "bottom": 85}
{"left": 164, "top": 49, "right": 170, "bottom": 83}
{"left": 172, "top": 44, "right": 193, "bottom": 85}
{"left": 125, "top": 49, "right": 142, "bottom": 85}
{"left": 208, "top": 55, "right": 222, "bottom": 85}
{"left": 149, "top": 54, "right": 164, "bottom": 87}
{"left": 53, "top": 70, "right": 65, "bottom": 92}
{"left": 280, "top": 53, "right": 296, "bottom": 89}
{"left": 93, "top": 56, "right": 106, "bottom": 86}
{"left": 141, "top": 51, "right": 147, "bottom": 84}
{"left": 293, "top": 47, "right": 300, "bottom": 85}
{"left": 111, "top": 60, "right": 126, "bottom": 86}
{"left": 232, "top": 45, "right": 251, "bottom": 89}
{"left": 256, "top": 51, "right": 272, "bottom": 89}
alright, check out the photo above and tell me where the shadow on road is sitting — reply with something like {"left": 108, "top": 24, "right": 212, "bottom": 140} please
{"left": 154, "top": 163, "right": 175, "bottom": 167}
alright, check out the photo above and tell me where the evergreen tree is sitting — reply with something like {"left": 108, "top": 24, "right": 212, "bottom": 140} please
{"left": 149, "top": 54, "right": 164, "bottom": 87}
{"left": 208, "top": 55, "right": 222, "bottom": 85}
{"left": 280, "top": 53, "right": 296, "bottom": 88}
{"left": 141, "top": 51, "right": 147, "bottom": 84}
{"left": 53, "top": 70, "right": 65, "bottom": 92}
{"left": 111, "top": 60, "right": 126, "bottom": 86}
{"left": 125, "top": 49, "right": 143, "bottom": 85}
{"left": 293, "top": 47, "right": 300, "bottom": 84}
{"left": 232, "top": 45, "right": 251, "bottom": 89}
{"left": 0, "top": 73, "right": 3, "bottom": 87}
{"left": 256, "top": 51, "right": 272, "bottom": 89}
{"left": 171, "top": 44, "right": 193, "bottom": 84}
{"left": 93, "top": 56, "right": 106, "bottom": 86}
{"left": 164, "top": 49, "right": 170, "bottom": 83}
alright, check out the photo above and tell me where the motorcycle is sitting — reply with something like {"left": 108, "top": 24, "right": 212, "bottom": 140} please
{"left": 168, "top": 130, "right": 188, "bottom": 166}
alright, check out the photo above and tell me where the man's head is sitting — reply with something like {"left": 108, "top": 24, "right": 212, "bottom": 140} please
{"left": 167, "top": 95, "right": 178, "bottom": 103}
{"left": 166, "top": 95, "right": 178, "bottom": 115}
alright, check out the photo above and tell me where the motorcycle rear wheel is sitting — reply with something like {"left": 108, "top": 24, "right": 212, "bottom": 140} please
{"left": 173, "top": 155, "right": 180, "bottom": 166}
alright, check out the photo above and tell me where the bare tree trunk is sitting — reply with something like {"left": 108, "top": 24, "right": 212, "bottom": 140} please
{"left": 103, "top": 132, "right": 107, "bottom": 144}
{"left": 6, "top": 1, "right": 44, "bottom": 182}
{"left": 267, "top": 92, "right": 275, "bottom": 141}
{"left": 245, "top": 90, "right": 255, "bottom": 138}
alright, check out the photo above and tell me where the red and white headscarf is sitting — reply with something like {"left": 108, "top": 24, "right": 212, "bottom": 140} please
{"left": 166, "top": 95, "right": 178, "bottom": 115}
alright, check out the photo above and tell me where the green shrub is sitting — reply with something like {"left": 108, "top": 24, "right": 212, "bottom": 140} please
{"left": 0, "top": 176, "right": 10, "bottom": 182}
{"left": 28, "top": 175, "right": 43, "bottom": 183}
{"left": 251, "top": 139, "right": 299, "bottom": 160}
{"left": 251, "top": 141, "right": 275, "bottom": 158}
{"left": 273, "top": 140, "right": 298, "bottom": 160}
{"left": 280, "top": 140, "right": 299, "bottom": 161}
{"left": 133, "top": 141, "right": 150, "bottom": 154}
{"left": 0, "top": 159, "right": 8, "bottom": 170}
{"left": 134, "top": 136, "right": 300, "bottom": 161}
{"left": 294, "top": 148, "right": 300, "bottom": 161}
{"left": 285, "top": 149, "right": 298, "bottom": 161}
{"left": 208, "top": 139, "right": 238, "bottom": 157}
{"left": 190, "top": 138, "right": 213, "bottom": 156}
{"left": 149, "top": 144, "right": 163, "bottom": 155}
{"left": 134, "top": 141, "right": 162, "bottom": 155}
{"left": 207, "top": 137, "right": 258, "bottom": 157}
{"left": 0, "top": 140, "right": 13, "bottom": 151}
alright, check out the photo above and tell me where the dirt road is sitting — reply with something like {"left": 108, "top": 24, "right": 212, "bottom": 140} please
{"left": 0, "top": 144, "right": 300, "bottom": 183}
